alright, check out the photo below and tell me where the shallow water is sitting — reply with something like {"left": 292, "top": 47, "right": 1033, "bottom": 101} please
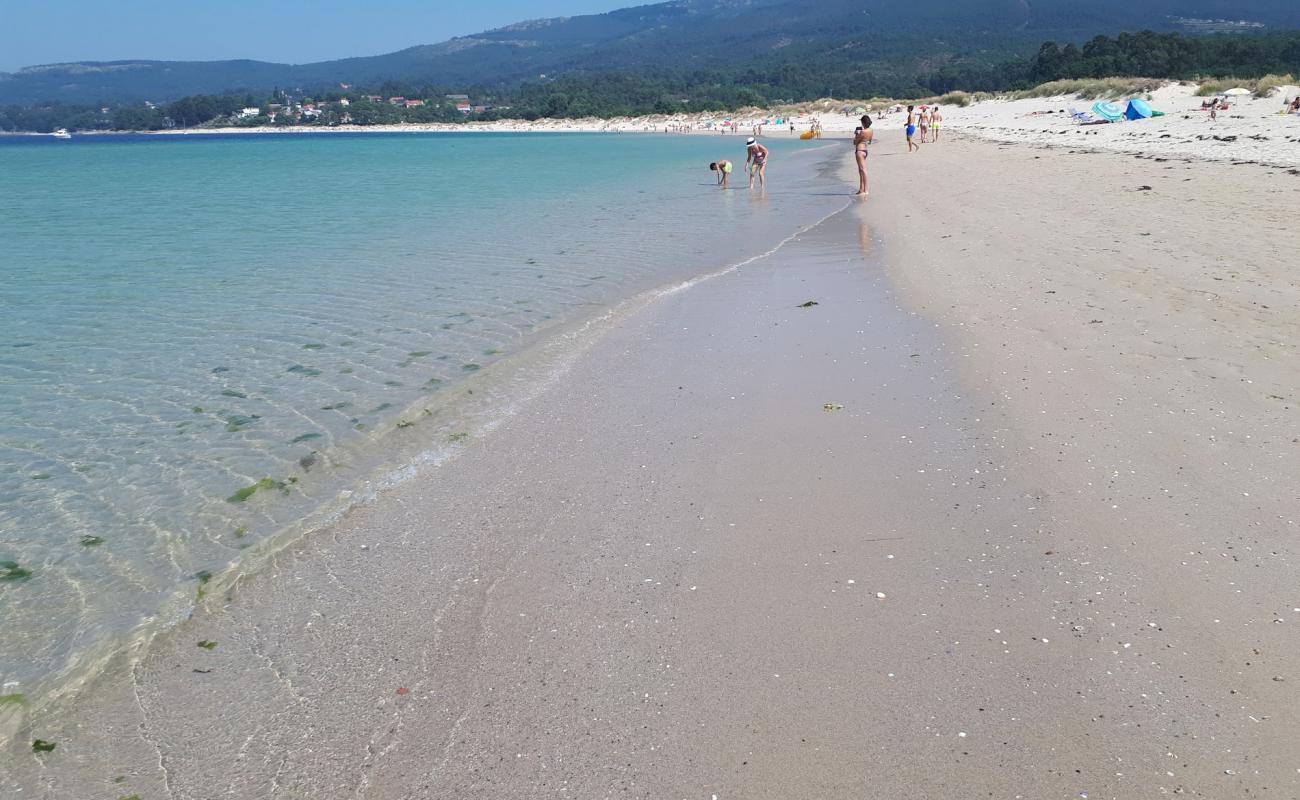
{"left": 0, "top": 131, "right": 847, "bottom": 711}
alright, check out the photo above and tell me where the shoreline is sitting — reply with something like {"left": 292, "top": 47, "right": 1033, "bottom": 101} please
{"left": 8, "top": 80, "right": 1298, "bottom": 167}
{"left": 7, "top": 131, "right": 1300, "bottom": 797}
{"left": 0, "top": 139, "right": 852, "bottom": 751}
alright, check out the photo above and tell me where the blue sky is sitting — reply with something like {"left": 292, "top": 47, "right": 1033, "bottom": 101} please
{"left": 0, "top": 0, "right": 631, "bottom": 72}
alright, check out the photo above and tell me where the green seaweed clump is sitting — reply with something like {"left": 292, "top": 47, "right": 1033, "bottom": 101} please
{"left": 447, "top": 432, "right": 469, "bottom": 444}
{"left": 220, "top": 389, "right": 247, "bottom": 398}
{"left": 286, "top": 364, "right": 322, "bottom": 377}
{"left": 1, "top": 561, "right": 33, "bottom": 583}
{"left": 320, "top": 402, "right": 351, "bottom": 411}
{"left": 289, "top": 432, "right": 322, "bottom": 444}
{"left": 0, "top": 693, "right": 26, "bottom": 706}
{"left": 32, "top": 739, "right": 56, "bottom": 753}
{"left": 224, "top": 414, "right": 261, "bottom": 432}
{"left": 798, "top": 300, "right": 820, "bottom": 308}
{"left": 462, "top": 363, "right": 481, "bottom": 372}
{"left": 31, "top": 473, "right": 52, "bottom": 480}
{"left": 193, "top": 569, "right": 214, "bottom": 601}
{"left": 197, "top": 640, "right": 218, "bottom": 650}
{"left": 302, "top": 343, "right": 324, "bottom": 350}
{"left": 79, "top": 535, "right": 105, "bottom": 547}
{"left": 396, "top": 420, "right": 415, "bottom": 429}
{"left": 408, "top": 350, "right": 432, "bottom": 358}
{"left": 226, "top": 478, "right": 287, "bottom": 503}
{"left": 120, "top": 795, "right": 142, "bottom": 800}
{"left": 234, "top": 525, "right": 249, "bottom": 538}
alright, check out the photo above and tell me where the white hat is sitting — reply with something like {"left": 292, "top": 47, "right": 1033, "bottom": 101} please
{"left": 746, "top": 137, "right": 756, "bottom": 144}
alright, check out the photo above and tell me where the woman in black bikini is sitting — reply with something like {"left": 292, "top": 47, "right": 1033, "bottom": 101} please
{"left": 853, "top": 115, "right": 874, "bottom": 196}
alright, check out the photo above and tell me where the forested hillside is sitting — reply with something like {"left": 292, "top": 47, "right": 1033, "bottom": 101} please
{"left": 2, "top": 0, "right": 1298, "bottom": 106}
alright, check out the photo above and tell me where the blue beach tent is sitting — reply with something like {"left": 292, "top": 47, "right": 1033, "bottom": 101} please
{"left": 1092, "top": 101, "right": 1124, "bottom": 122}
{"left": 1124, "top": 99, "right": 1153, "bottom": 120}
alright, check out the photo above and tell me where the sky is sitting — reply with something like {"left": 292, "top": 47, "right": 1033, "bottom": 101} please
{"left": 0, "top": 0, "right": 632, "bottom": 72}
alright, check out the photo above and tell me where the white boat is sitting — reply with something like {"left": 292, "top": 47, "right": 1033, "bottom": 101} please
{"left": 51, "top": 129, "right": 72, "bottom": 139}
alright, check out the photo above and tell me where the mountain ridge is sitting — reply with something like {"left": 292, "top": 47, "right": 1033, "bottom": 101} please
{"left": 3, "top": 0, "right": 1299, "bottom": 105}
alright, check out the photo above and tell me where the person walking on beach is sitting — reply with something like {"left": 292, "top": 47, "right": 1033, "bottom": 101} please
{"left": 709, "top": 159, "right": 734, "bottom": 189}
{"left": 746, "top": 137, "right": 769, "bottom": 190}
{"left": 905, "top": 105, "right": 920, "bottom": 152}
{"left": 853, "top": 115, "right": 874, "bottom": 196}
{"left": 931, "top": 106, "right": 943, "bottom": 142}
{"left": 919, "top": 107, "right": 931, "bottom": 143}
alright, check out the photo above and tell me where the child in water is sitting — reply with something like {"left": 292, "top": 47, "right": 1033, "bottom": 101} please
{"left": 709, "top": 160, "right": 734, "bottom": 188}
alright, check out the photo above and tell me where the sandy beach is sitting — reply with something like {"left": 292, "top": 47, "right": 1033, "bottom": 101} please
{"left": 124, "top": 80, "right": 1300, "bottom": 168}
{"left": 6, "top": 126, "right": 1300, "bottom": 798}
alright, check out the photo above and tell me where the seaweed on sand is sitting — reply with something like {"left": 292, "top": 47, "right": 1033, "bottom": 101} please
{"left": 226, "top": 478, "right": 288, "bottom": 503}
{"left": 1, "top": 561, "right": 33, "bottom": 583}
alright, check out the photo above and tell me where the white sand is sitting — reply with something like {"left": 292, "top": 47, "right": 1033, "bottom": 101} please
{"left": 145, "top": 81, "right": 1300, "bottom": 168}
{"left": 6, "top": 105, "right": 1300, "bottom": 800}
{"left": 946, "top": 82, "right": 1300, "bottom": 167}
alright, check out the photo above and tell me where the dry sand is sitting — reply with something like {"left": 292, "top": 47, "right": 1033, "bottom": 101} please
{"left": 5, "top": 133, "right": 1299, "bottom": 799}
{"left": 141, "top": 81, "right": 1300, "bottom": 170}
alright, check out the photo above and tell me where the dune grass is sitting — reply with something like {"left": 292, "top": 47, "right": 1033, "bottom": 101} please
{"left": 1253, "top": 74, "right": 1297, "bottom": 97}
{"left": 1194, "top": 74, "right": 1297, "bottom": 97}
{"left": 1014, "top": 78, "right": 1165, "bottom": 100}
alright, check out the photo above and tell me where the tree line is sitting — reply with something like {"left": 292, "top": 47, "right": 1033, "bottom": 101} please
{"left": 2, "top": 30, "right": 1297, "bottom": 133}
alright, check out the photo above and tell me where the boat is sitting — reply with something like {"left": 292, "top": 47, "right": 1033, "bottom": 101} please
{"left": 50, "top": 129, "right": 72, "bottom": 139}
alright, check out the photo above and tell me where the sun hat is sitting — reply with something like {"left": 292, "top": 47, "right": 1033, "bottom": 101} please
{"left": 746, "top": 137, "right": 756, "bottom": 144}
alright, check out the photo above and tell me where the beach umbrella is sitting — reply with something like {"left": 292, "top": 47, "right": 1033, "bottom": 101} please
{"left": 1092, "top": 101, "right": 1124, "bottom": 122}
{"left": 1124, "top": 99, "right": 1153, "bottom": 120}
{"left": 1223, "top": 88, "right": 1250, "bottom": 96}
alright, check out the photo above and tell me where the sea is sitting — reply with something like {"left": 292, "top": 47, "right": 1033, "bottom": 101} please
{"left": 0, "top": 130, "right": 849, "bottom": 718}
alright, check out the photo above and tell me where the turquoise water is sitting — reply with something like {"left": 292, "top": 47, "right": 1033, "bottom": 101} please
{"left": 0, "top": 131, "right": 846, "bottom": 711}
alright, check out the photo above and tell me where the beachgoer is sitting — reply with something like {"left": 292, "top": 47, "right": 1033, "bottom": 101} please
{"left": 746, "top": 137, "right": 769, "bottom": 190}
{"left": 919, "top": 107, "right": 931, "bottom": 143}
{"left": 931, "top": 106, "right": 942, "bottom": 142}
{"left": 709, "top": 160, "right": 734, "bottom": 189}
{"left": 905, "top": 105, "right": 920, "bottom": 152}
{"left": 1289, "top": 96, "right": 1300, "bottom": 114}
{"left": 853, "top": 115, "right": 874, "bottom": 196}
{"left": 1209, "top": 98, "right": 1218, "bottom": 121}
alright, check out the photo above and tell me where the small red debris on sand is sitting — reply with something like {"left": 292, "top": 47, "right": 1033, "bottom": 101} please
{"left": 396, "top": 687, "right": 411, "bottom": 695}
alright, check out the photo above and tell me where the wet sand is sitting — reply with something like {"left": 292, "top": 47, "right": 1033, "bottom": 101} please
{"left": 7, "top": 136, "right": 1299, "bottom": 798}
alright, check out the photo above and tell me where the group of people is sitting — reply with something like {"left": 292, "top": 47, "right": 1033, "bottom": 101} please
{"left": 904, "top": 104, "right": 942, "bottom": 151}
{"left": 709, "top": 136, "right": 770, "bottom": 190}
{"left": 707, "top": 103, "right": 951, "bottom": 198}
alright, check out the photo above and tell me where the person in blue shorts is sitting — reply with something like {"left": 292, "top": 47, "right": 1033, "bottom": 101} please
{"left": 906, "top": 105, "right": 920, "bottom": 152}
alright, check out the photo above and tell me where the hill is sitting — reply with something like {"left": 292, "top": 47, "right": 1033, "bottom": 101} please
{"left": 2, "top": 0, "right": 1299, "bottom": 105}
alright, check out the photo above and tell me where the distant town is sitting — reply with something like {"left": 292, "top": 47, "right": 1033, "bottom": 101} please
{"left": 1, "top": 85, "right": 512, "bottom": 133}
{"left": 143, "top": 87, "right": 508, "bottom": 130}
